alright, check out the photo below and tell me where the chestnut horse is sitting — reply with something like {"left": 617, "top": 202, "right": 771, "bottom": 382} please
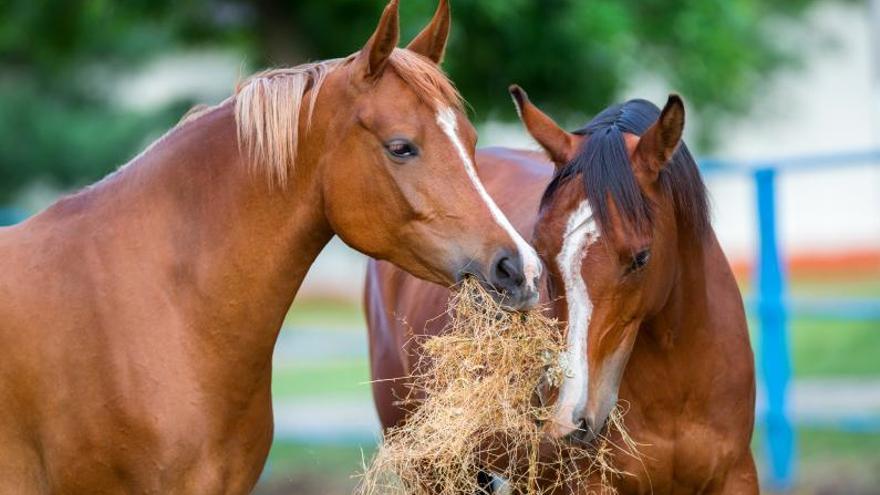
{"left": 0, "top": 1, "right": 542, "bottom": 493}
{"left": 366, "top": 89, "right": 757, "bottom": 493}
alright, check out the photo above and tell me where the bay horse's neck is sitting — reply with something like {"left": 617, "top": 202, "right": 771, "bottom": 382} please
{"left": 644, "top": 230, "right": 708, "bottom": 345}
{"left": 637, "top": 228, "right": 741, "bottom": 366}
{"left": 74, "top": 101, "right": 332, "bottom": 396}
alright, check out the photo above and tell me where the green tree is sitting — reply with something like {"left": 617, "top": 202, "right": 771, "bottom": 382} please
{"left": 0, "top": 0, "right": 842, "bottom": 202}
{"left": 0, "top": 0, "right": 247, "bottom": 202}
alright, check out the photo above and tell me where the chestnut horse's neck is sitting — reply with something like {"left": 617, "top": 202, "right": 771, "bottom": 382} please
{"left": 59, "top": 101, "right": 332, "bottom": 397}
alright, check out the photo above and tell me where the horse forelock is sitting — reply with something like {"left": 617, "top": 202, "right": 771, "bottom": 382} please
{"left": 233, "top": 48, "right": 463, "bottom": 188}
{"left": 387, "top": 48, "right": 463, "bottom": 112}
{"left": 540, "top": 99, "right": 710, "bottom": 240}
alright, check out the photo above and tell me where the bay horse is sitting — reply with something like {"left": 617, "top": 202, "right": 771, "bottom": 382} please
{"left": 0, "top": 1, "right": 542, "bottom": 493}
{"left": 366, "top": 89, "right": 758, "bottom": 493}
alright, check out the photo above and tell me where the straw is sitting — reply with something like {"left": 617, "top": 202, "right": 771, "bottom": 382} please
{"left": 357, "top": 278, "right": 640, "bottom": 494}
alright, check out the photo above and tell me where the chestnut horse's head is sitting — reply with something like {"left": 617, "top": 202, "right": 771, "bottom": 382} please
{"left": 236, "top": 0, "right": 541, "bottom": 309}
{"left": 509, "top": 87, "right": 710, "bottom": 441}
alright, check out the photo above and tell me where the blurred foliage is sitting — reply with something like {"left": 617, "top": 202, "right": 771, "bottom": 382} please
{"left": 279, "top": 0, "right": 833, "bottom": 141}
{"left": 0, "top": 82, "right": 189, "bottom": 201}
{"left": 0, "top": 0, "right": 248, "bottom": 202}
{"left": 0, "top": 0, "right": 846, "bottom": 201}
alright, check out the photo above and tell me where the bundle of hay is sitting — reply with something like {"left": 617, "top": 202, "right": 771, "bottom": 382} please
{"left": 358, "top": 279, "right": 639, "bottom": 495}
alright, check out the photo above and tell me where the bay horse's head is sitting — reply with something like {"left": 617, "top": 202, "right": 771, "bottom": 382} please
{"left": 237, "top": 0, "right": 541, "bottom": 309}
{"left": 509, "top": 87, "right": 709, "bottom": 441}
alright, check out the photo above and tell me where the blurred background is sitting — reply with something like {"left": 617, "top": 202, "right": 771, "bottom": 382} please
{"left": 1, "top": 0, "right": 878, "bottom": 493}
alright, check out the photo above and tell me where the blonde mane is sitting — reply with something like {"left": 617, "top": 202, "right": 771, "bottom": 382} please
{"left": 234, "top": 48, "right": 463, "bottom": 187}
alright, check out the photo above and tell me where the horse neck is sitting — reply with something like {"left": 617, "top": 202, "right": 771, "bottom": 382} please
{"left": 82, "top": 101, "right": 333, "bottom": 385}
{"left": 643, "top": 227, "right": 741, "bottom": 356}
{"left": 620, "top": 223, "right": 756, "bottom": 434}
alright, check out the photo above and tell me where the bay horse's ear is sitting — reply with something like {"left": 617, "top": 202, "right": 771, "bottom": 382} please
{"left": 634, "top": 94, "right": 685, "bottom": 183}
{"left": 509, "top": 84, "right": 579, "bottom": 168}
{"left": 407, "top": 0, "right": 451, "bottom": 64}
{"left": 354, "top": 0, "right": 400, "bottom": 82}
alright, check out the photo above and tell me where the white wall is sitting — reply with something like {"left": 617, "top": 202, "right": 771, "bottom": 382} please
{"left": 706, "top": 3, "right": 880, "bottom": 259}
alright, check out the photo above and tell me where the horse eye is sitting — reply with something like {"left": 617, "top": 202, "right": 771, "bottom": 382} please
{"left": 629, "top": 249, "right": 651, "bottom": 273}
{"left": 384, "top": 139, "right": 419, "bottom": 161}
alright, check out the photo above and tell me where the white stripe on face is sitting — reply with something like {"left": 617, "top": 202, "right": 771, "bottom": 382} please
{"left": 548, "top": 199, "right": 600, "bottom": 437}
{"left": 435, "top": 107, "right": 542, "bottom": 289}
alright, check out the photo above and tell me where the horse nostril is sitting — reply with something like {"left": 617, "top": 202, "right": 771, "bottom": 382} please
{"left": 568, "top": 416, "right": 608, "bottom": 446}
{"left": 567, "top": 418, "right": 592, "bottom": 445}
{"left": 485, "top": 251, "right": 536, "bottom": 309}
{"left": 494, "top": 255, "right": 524, "bottom": 286}
{"left": 495, "top": 256, "right": 511, "bottom": 281}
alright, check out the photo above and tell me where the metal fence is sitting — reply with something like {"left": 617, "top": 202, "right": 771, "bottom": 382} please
{"left": 701, "top": 150, "right": 880, "bottom": 490}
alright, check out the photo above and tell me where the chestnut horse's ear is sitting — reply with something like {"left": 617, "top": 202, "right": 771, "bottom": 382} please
{"left": 407, "top": 0, "right": 450, "bottom": 64}
{"left": 509, "top": 85, "right": 579, "bottom": 168}
{"left": 634, "top": 94, "right": 685, "bottom": 183}
{"left": 354, "top": 0, "right": 400, "bottom": 81}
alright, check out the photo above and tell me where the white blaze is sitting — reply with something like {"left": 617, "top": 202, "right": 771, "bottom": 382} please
{"left": 549, "top": 199, "right": 600, "bottom": 437}
{"left": 435, "top": 107, "right": 542, "bottom": 289}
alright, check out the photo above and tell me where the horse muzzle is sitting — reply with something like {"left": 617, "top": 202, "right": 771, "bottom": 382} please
{"left": 486, "top": 248, "right": 540, "bottom": 310}
{"left": 456, "top": 249, "right": 540, "bottom": 310}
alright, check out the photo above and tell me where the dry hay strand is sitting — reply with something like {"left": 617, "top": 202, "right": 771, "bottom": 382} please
{"left": 357, "top": 278, "right": 642, "bottom": 495}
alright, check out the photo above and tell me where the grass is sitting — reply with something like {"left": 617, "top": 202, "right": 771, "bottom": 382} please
{"left": 256, "top": 441, "right": 375, "bottom": 495}
{"left": 749, "top": 315, "right": 880, "bottom": 378}
{"left": 745, "top": 272, "right": 880, "bottom": 378}
{"left": 795, "top": 428, "right": 880, "bottom": 460}
{"left": 265, "top": 441, "right": 373, "bottom": 477}
{"left": 752, "top": 426, "right": 880, "bottom": 467}
{"left": 272, "top": 359, "right": 372, "bottom": 400}
{"left": 752, "top": 427, "right": 880, "bottom": 494}
{"left": 283, "top": 298, "right": 365, "bottom": 330}
{"left": 789, "top": 318, "right": 880, "bottom": 377}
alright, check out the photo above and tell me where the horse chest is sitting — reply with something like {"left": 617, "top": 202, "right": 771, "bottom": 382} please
{"left": 608, "top": 409, "right": 745, "bottom": 493}
{"left": 18, "top": 349, "right": 276, "bottom": 495}
{"left": 37, "top": 404, "right": 274, "bottom": 494}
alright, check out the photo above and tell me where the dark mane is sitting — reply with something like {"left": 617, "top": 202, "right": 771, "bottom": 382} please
{"left": 541, "top": 99, "right": 710, "bottom": 239}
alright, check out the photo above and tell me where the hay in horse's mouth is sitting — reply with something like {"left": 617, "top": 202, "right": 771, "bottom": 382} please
{"left": 357, "top": 278, "right": 641, "bottom": 494}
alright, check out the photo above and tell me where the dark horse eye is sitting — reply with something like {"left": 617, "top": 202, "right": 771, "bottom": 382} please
{"left": 629, "top": 249, "right": 651, "bottom": 273}
{"left": 384, "top": 139, "right": 419, "bottom": 161}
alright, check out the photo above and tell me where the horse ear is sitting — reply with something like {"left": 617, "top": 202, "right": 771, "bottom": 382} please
{"left": 407, "top": 0, "right": 450, "bottom": 64}
{"left": 354, "top": 0, "right": 400, "bottom": 81}
{"left": 509, "top": 85, "right": 578, "bottom": 167}
{"left": 634, "top": 94, "right": 685, "bottom": 183}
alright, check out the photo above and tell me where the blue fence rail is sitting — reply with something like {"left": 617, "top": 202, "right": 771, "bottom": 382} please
{"left": 701, "top": 150, "right": 880, "bottom": 491}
